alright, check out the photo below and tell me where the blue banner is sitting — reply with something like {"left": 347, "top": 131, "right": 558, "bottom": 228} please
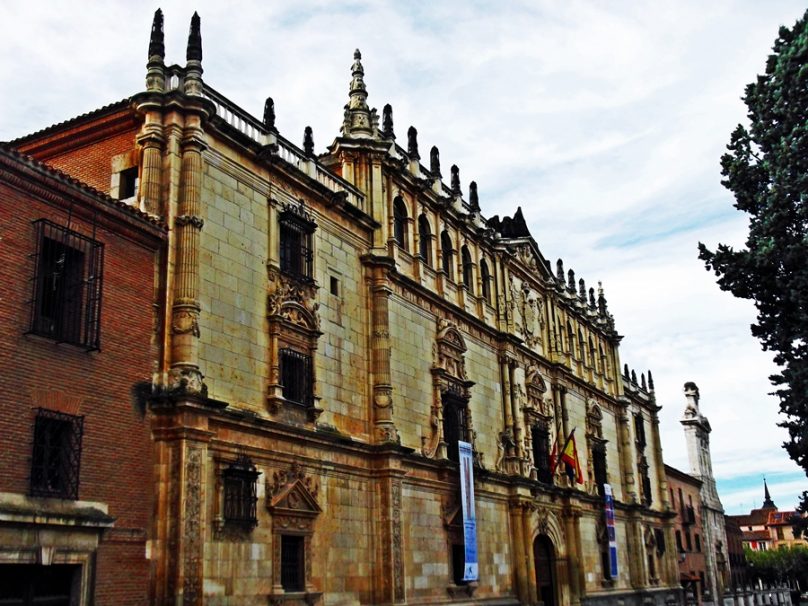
{"left": 604, "top": 484, "right": 618, "bottom": 579}
{"left": 458, "top": 441, "right": 478, "bottom": 581}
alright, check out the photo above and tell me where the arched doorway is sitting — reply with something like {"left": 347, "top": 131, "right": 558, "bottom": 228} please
{"left": 533, "top": 535, "right": 557, "bottom": 606}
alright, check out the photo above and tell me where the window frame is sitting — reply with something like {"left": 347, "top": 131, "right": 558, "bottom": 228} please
{"left": 28, "top": 219, "right": 104, "bottom": 351}
{"left": 418, "top": 214, "right": 432, "bottom": 266}
{"left": 279, "top": 348, "right": 314, "bottom": 408}
{"left": 222, "top": 455, "right": 259, "bottom": 529}
{"left": 393, "top": 196, "right": 408, "bottom": 251}
{"left": 440, "top": 230, "right": 454, "bottom": 279}
{"left": 279, "top": 209, "right": 316, "bottom": 283}
{"left": 29, "top": 408, "right": 84, "bottom": 500}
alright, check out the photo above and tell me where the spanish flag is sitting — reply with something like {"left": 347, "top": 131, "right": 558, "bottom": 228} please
{"left": 559, "top": 428, "right": 584, "bottom": 484}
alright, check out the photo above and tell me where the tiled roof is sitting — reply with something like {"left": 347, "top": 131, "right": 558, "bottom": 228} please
{"left": 0, "top": 144, "right": 165, "bottom": 230}
{"left": 768, "top": 510, "right": 798, "bottom": 526}
{"left": 742, "top": 530, "right": 771, "bottom": 542}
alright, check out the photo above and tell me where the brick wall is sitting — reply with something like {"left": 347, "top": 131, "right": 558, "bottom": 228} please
{"left": 0, "top": 177, "right": 159, "bottom": 605}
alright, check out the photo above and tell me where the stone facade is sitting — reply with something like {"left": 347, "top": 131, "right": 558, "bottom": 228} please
{"left": 0, "top": 145, "right": 165, "bottom": 604}
{"left": 7, "top": 10, "right": 685, "bottom": 606}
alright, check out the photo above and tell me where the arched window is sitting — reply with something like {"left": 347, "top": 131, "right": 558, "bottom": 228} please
{"left": 589, "top": 337, "right": 597, "bottom": 371}
{"left": 480, "top": 258, "right": 491, "bottom": 303}
{"left": 418, "top": 214, "right": 432, "bottom": 266}
{"left": 578, "top": 329, "right": 586, "bottom": 365}
{"left": 393, "top": 196, "right": 408, "bottom": 250}
{"left": 461, "top": 245, "right": 473, "bottom": 291}
{"left": 441, "top": 230, "right": 454, "bottom": 279}
{"left": 567, "top": 322, "right": 575, "bottom": 357}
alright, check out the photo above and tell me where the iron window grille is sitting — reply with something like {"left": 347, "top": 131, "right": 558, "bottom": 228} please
{"left": 222, "top": 455, "right": 259, "bottom": 529}
{"left": 532, "top": 424, "right": 552, "bottom": 484}
{"left": 30, "top": 408, "right": 84, "bottom": 500}
{"left": 418, "top": 215, "right": 431, "bottom": 265}
{"left": 280, "top": 348, "right": 313, "bottom": 408}
{"left": 279, "top": 212, "right": 315, "bottom": 283}
{"left": 480, "top": 259, "right": 491, "bottom": 303}
{"left": 281, "top": 534, "right": 305, "bottom": 591}
{"left": 634, "top": 413, "right": 646, "bottom": 449}
{"left": 461, "top": 246, "right": 473, "bottom": 290}
{"left": 440, "top": 231, "right": 454, "bottom": 279}
{"left": 28, "top": 219, "right": 104, "bottom": 351}
{"left": 442, "top": 391, "right": 469, "bottom": 463}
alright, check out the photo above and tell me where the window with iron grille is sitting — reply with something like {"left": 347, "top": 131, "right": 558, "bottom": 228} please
{"left": 280, "top": 348, "right": 313, "bottom": 407}
{"left": 281, "top": 534, "right": 305, "bottom": 591}
{"left": 593, "top": 442, "right": 608, "bottom": 496}
{"left": 418, "top": 215, "right": 432, "bottom": 265}
{"left": 461, "top": 245, "right": 473, "bottom": 290}
{"left": 28, "top": 219, "right": 104, "bottom": 350}
{"left": 393, "top": 197, "right": 408, "bottom": 250}
{"left": 279, "top": 213, "right": 314, "bottom": 282}
{"left": 532, "top": 424, "right": 552, "bottom": 483}
{"left": 223, "top": 455, "right": 259, "bottom": 529}
{"left": 30, "top": 408, "right": 84, "bottom": 500}
{"left": 442, "top": 391, "right": 468, "bottom": 463}
{"left": 440, "top": 231, "right": 454, "bottom": 279}
{"left": 480, "top": 258, "right": 491, "bottom": 303}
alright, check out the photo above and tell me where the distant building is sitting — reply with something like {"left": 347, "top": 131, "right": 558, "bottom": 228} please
{"left": 665, "top": 464, "right": 707, "bottom": 603}
{"left": 0, "top": 145, "right": 165, "bottom": 602}
{"left": 723, "top": 515, "right": 748, "bottom": 592}
{"left": 730, "top": 481, "right": 808, "bottom": 551}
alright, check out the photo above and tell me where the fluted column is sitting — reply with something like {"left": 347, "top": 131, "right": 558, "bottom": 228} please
{"left": 169, "top": 123, "right": 206, "bottom": 393}
{"left": 137, "top": 120, "right": 164, "bottom": 216}
{"left": 510, "top": 500, "right": 529, "bottom": 603}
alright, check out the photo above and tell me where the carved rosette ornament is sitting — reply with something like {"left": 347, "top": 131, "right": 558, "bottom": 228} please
{"left": 267, "top": 463, "right": 322, "bottom": 604}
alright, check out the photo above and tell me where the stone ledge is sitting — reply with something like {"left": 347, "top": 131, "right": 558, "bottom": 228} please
{"left": 0, "top": 492, "right": 114, "bottom": 528}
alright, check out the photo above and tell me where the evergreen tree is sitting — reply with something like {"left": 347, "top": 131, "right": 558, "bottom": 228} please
{"left": 698, "top": 10, "right": 808, "bottom": 522}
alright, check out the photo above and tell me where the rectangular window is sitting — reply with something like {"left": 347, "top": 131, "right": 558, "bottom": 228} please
{"left": 442, "top": 390, "right": 469, "bottom": 463}
{"left": 29, "top": 219, "right": 103, "bottom": 350}
{"left": 695, "top": 533, "right": 701, "bottom": 552}
{"left": 685, "top": 531, "right": 692, "bottom": 551}
{"left": 280, "top": 348, "right": 313, "bottom": 407}
{"left": 634, "top": 413, "right": 646, "bottom": 449}
{"left": 119, "top": 166, "right": 139, "bottom": 200}
{"left": 281, "top": 535, "right": 305, "bottom": 591}
{"left": 451, "top": 543, "right": 467, "bottom": 586}
{"left": 222, "top": 455, "right": 259, "bottom": 529}
{"left": 593, "top": 442, "right": 608, "bottom": 495}
{"left": 675, "top": 530, "right": 683, "bottom": 552}
{"left": 532, "top": 424, "right": 552, "bottom": 483}
{"left": 30, "top": 408, "right": 84, "bottom": 500}
{"left": 279, "top": 214, "right": 314, "bottom": 282}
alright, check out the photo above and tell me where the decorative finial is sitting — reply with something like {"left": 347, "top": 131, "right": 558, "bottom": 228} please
{"left": 578, "top": 278, "right": 586, "bottom": 301}
{"left": 186, "top": 12, "right": 202, "bottom": 62}
{"left": 641, "top": 373, "right": 647, "bottom": 390}
{"left": 623, "top": 364, "right": 630, "bottom": 378}
{"left": 588, "top": 287, "right": 596, "bottom": 309}
{"left": 407, "top": 126, "right": 419, "bottom": 160}
{"left": 430, "top": 146, "right": 441, "bottom": 177}
{"left": 567, "top": 269, "right": 575, "bottom": 292}
{"left": 342, "top": 48, "right": 374, "bottom": 137}
{"left": 303, "top": 126, "right": 314, "bottom": 157}
{"left": 148, "top": 9, "right": 165, "bottom": 60}
{"left": 631, "top": 369, "right": 637, "bottom": 384}
{"left": 469, "top": 181, "right": 480, "bottom": 212}
{"left": 597, "top": 281, "right": 608, "bottom": 316}
{"left": 450, "top": 165, "right": 461, "bottom": 196}
{"left": 382, "top": 104, "right": 395, "bottom": 139}
{"left": 556, "top": 259, "right": 564, "bottom": 283}
{"left": 263, "top": 97, "right": 276, "bottom": 131}
{"left": 648, "top": 370, "right": 655, "bottom": 391}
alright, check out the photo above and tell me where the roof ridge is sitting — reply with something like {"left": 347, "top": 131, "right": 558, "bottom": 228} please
{"left": 5, "top": 98, "right": 131, "bottom": 145}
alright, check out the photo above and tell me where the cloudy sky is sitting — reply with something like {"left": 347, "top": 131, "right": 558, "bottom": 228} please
{"left": 2, "top": 0, "right": 805, "bottom": 514}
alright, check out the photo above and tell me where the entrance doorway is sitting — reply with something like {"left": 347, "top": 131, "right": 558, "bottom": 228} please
{"left": 533, "top": 535, "right": 556, "bottom": 606}
{"left": 0, "top": 564, "right": 79, "bottom": 605}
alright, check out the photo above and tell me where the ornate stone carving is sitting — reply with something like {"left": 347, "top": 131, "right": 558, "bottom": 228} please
{"left": 183, "top": 447, "right": 203, "bottom": 605}
{"left": 519, "top": 285, "right": 544, "bottom": 351}
{"left": 175, "top": 214, "right": 204, "bottom": 229}
{"left": 171, "top": 309, "right": 200, "bottom": 337}
{"left": 268, "top": 275, "right": 320, "bottom": 332}
{"left": 268, "top": 462, "right": 319, "bottom": 504}
{"left": 392, "top": 480, "right": 404, "bottom": 602}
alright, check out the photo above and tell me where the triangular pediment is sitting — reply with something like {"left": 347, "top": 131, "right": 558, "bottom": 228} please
{"left": 269, "top": 479, "right": 322, "bottom": 514}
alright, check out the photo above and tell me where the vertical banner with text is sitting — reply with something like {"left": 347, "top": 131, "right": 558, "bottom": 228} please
{"left": 458, "top": 440, "right": 478, "bottom": 581}
{"left": 604, "top": 483, "right": 618, "bottom": 579}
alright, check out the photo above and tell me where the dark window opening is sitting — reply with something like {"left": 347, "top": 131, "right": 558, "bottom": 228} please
{"left": 532, "top": 424, "right": 552, "bottom": 483}
{"left": 442, "top": 392, "right": 469, "bottom": 462}
{"left": 330, "top": 276, "right": 339, "bottom": 296}
{"left": 634, "top": 413, "right": 646, "bottom": 449}
{"left": 30, "top": 408, "right": 84, "bottom": 500}
{"left": 393, "top": 197, "right": 408, "bottom": 250}
{"left": 451, "top": 543, "right": 467, "bottom": 585}
{"left": 29, "top": 220, "right": 103, "bottom": 350}
{"left": 601, "top": 545, "right": 612, "bottom": 580}
{"left": 654, "top": 528, "right": 666, "bottom": 554}
{"left": 418, "top": 215, "right": 431, "bottom": 266}
{"left": 223, "top": 455, "right": 259, "bottom": 529}
{"left": 675, "top": 530, "right": 683, "bottom": 552}
{"left": 280, "top": 215, "right": 314, "bottom": 282}
{"left": 281, "top": 534, "right": 305, "bottom": 591}
{"left": 461, "top": 245, "right": 473, "bottom": 290}
{"left": 593, "top": 442, "right": 608, "bottom": 496}
{"left": 480, "top": 258, "right": 491, "bottom": 303}
{"left": 280, "top": 348, "right": 313, "bottom": 407}
{"left": 441, "top": 231, "right": 454, "bottom": 279}
{"left": 0, "top": 564, "right": 81, "bottom": 606}
{"left": 685, "top": 531, "right": 692, "bottom": 552}
{"left": 119, "top": 166, "right": 139, "bottom": 200}
{"left": 695, "top": 533, "right": 701, "bottom": 552}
